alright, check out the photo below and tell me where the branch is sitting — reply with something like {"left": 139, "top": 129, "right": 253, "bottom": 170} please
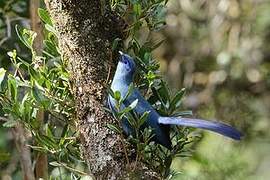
{"left": 29, "top": 0, "right": 48, "bottom": 178}
{"left": 12, "top": 124, "right": 35, "bottom": 180}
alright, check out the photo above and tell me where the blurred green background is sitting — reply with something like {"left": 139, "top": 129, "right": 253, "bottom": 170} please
{"left": 157, "top": 1, "right": 270, "bottom": 179}
{"left": 0, "top": 0, "right": 270, "bottom": 179}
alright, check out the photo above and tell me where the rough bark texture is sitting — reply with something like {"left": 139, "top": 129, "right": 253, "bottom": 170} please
{"left": 12, "top": 125, "right": 35, "bottom": 180}
{"left": 44, "top": 0, "right": 159, "bottom": 179}
{"left": 30, "top": 0, "right": 43, "bottom": 54}
{"left": 44, "top": 0, "right": 128, "bottom": 178}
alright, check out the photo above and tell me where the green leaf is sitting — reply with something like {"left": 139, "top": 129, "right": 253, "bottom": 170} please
{"left": 81, "top": 176, "right": 94, "bottom": 180}
{"left": 128, "top": 99, "right": 138, "bottom": 109}
{"left": 173, "top": 111, "right": 193, "bottom": 117}
{"left": 20, "top": 94, "right": 33, "bottom": 123}
{"left": 49, "top": 161, "right": 62, "bottom": 167}
{"left": 122, "top": 83, "right": 134, "bottom": 103}
{"left": 44, "top": 40, "right": 59, "bottom": 56}
{"left": 114, "top": 91, "right": 121, "bottom": 101}
{"left": 146, "top": 71, "right": 157, "bottom": 85}
{"left": 119, "top": 99, "right": 138, "bottom": 119}
{"left": 151, "top": 86, "right": 167, "bottom": 111}
{"left": 133, "top": 3, "right": 142, "bottom": 17}
{"left": 0, "top": 68, "right": 6, "bottom": 86}
{"left": 38, "top": 8, "right": 53, "bottom": 26}
{"left": 45, "top": 24, "right": 57, "bottom": 35}
{"left": 108, "top": 88, "right": 115, "bottom": 97}
{"left": 7, "top": 50, "right": 17, "bottom": 60}
{"left": 138, "top": 111, "right": 150, "bottom": 127}
{"left": 107, "top": 124, "right": 122, "bottom": 134}
{"left": 17, "top": 56, "right": 30, "bottom": 66}
{"left": 170, "top": 88, "right": 186, "bottom": 110}
{"left": 32, "top": 84, "right": 50, "bottom": 109}
{"left": 2, "top": 119, "right": 18, "bottom": 128}
{"left": 28, "top": 66, "right": 40, "bottom": 80}
{"left": 32, "top": 86, "right": 42, "bottom": 102}
{"left": 28, "top": 145, "right": 48, "bottom": 152}
{"left": 60, "top": 124, "right": 69, "bottom": 145}
{"left": 21, "top": 93, "right": 29, "bottom": 106}
{"left": 49, "top": 161, "right": 87, "bottom": 175}
{"left": 36, "top": 134, "right": 57, "bottom": 149}
{"left": 159, "top": 81, "right": 170, "bottom": 104}
{"left": 15, "top": 25, "right": 37, "bottom": 50}
{"left": 129, "top": 38, "right": 141, "bottom": 54}
{"left": 112, "top": 38, "right": 121, "bottom": 50}
{"left": 125, "top": 111, "right": 137, "bottom": 128}
{"left": 150, "top": 39, "right": 165, "bottom": 51}
{"left": 7, "top": 75, "right": 18, "bottom": 101}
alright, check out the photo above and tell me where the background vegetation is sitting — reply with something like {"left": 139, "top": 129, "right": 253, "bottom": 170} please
{"left": 0, "top": 0, "right": 269, "bottom": 179}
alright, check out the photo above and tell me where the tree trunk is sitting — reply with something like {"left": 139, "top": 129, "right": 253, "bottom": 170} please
{"left": 12, "top": 125, "right": 35, "bottom": 180}
{"left": 30, "top": 0, "right": 49, "bottom": 179}
{"left": 44, "top": 0, "right": 129, "bottom": 178}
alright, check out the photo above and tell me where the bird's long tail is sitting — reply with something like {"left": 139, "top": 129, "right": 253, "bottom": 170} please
{"left": 158, "top": 117, "right": 242, "bottom": 140}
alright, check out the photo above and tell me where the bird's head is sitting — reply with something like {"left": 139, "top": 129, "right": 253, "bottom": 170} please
{"left": 114, "top": 51, "right": 136, "bottom": 83}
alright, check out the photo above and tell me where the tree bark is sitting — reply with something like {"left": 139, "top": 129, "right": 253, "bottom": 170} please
{"left": 12, "top": 125, "right": 35, "bottom": 180}
{"left": 30, "top": 0, "right": 49, "bottom": 179}
{"left": 44, "top": 0, "right": 129, "bottom": 178}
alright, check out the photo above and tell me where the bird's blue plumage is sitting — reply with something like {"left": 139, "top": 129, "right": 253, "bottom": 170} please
{"left": 108, "top": 52, "right": 242, "bottom": 149}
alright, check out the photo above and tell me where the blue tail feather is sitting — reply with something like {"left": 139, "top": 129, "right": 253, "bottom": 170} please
{"left": 158, "top": 117, "right": 242, "bottom": 140}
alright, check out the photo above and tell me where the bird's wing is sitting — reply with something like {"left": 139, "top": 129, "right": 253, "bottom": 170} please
{"left": 107, "top": 96, "right": 114, "bottom": 111}
{"left": 123, "top": 89, "right": 172, "bottom": 148}
{"left": 158, "top": 117, "right": 242, "bottom": 140}
{"left": 123, "top": 89, "right": 157, "bottom": 115}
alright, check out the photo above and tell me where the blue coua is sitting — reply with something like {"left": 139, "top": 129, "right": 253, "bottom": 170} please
{"left": 108, "top": 52, "right": 242, "bottom": 149}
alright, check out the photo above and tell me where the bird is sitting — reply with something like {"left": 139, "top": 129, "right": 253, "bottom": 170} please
{"left": 108, "top": 52, "right": 242, "bottom": 149}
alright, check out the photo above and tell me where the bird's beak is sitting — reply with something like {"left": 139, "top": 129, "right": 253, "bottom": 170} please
{"left": 119, "top": 51, "right": 124, "bottom": 56}
{"left": 119, "top": 51, "right": 124, "bottom": 62}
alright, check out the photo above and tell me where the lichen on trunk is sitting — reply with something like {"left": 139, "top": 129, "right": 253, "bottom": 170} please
{"left": 44, "top": 0, "right": 159, "bottom": 179}
{"left": 44, "top": 0, "right": 128, "bottom": 178}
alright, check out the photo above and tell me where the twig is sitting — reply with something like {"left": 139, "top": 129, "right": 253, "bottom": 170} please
{"left": 0, "top": 116, "right": 9, "bottom": 122}
{"left": 0, "top": 37, "right": 9, "bottom": 47}
{"left": 120, "top": 133, "right": 130, "bottom": 167}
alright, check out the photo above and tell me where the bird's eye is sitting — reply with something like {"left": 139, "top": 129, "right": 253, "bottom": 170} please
{"left": 124, "top": 60, "right": 128, "bottom": 64}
